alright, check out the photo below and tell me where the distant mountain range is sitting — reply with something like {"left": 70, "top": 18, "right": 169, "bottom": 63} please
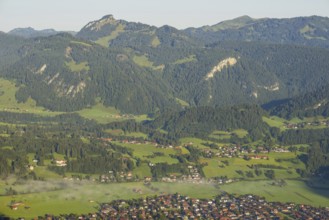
{"left": 8, "top": 27, "right": 77, "bottom": 38}
{"left": 1, "top": 15, "right": 329, "bottom": 114}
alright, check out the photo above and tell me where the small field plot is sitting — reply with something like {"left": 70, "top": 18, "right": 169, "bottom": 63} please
{"left": 113, "top": 141, "right": 179, "bottom": 164}
{"left": 262, "top": 116, "right": 286, "bottom": 130}
{"left": 209, "top": 129, "right": 248, "bottom": 140}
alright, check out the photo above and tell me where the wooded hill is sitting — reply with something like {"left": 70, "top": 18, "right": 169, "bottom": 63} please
{"left": 1, "top": 15, "right": 329, "bottom": 114}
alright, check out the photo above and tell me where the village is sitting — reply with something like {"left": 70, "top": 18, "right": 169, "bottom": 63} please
{"left": 40, "top": 193, "right": 329, "bottom": 219}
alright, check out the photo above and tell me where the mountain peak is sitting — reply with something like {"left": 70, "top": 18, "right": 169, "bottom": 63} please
{"left": 83, "top": 14, "right": 118, "bottom": 31}
{"left": 100, "top": 14, "right": 116, "bottom": 23}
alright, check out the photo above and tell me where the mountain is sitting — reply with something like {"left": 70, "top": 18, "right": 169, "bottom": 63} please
{"left": 8, "top": 27, "right": 77, "bottom": 38}
{"left": 76, "top": 15, "right": 197, "bottom": 48}
{"left": 185, "top": 16, "right": 329, "bottom": 48}
{"left": 1, "top": 15, "right": 329, "bottom": 115}
{"left": 8, "top": 27, "right": 60, "bottom": 38}
{"left": 2, "top": 33, "right": 178, "bottom": 114}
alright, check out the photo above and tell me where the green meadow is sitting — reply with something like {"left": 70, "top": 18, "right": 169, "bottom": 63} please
{"left": 112, "top": 141, "right": 179, "bottom": 164}
{"left": 201, "top": 152, "right": 305, "bottom": 179}
{"left": 133, "top": 54, "right": 164, "bottom": 71}
{"left": 95, "top": 23, "right": 125, "bottom": 47}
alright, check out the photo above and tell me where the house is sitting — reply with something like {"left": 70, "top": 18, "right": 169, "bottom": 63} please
{"left": 55, "top": 160, "right": 67, "bottom": 166}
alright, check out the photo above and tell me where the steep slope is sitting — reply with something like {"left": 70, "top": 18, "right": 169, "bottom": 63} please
{"left": 2, "top": 33, "right": 178, "bottom": 114}
{"left": 185, "top": 16, "right": 329, "bottom": 48}
{"left": 160, "top": 41, "right": 329, "bottom": 107}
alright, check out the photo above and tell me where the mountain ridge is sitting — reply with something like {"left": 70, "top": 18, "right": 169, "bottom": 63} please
{"left": 1, "top": 15, "right": 329, "bottom": 115}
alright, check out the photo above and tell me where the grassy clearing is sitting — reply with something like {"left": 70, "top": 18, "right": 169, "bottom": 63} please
{"left": 233, "top": 129, "right": 249, "bottom": 138}
{"left": 105, "top": 130, "right": 148, "bottom": 138}
{"left": 70, "top": 40, "right": 92, "bottom": 47}
{"left": 95, "top": 24, "right": 125, "bottom": 47}
{"left": 180, "top": 137, "right": 217, "bottom": 149}
{"left": 78, "top": 102, "right": 149, "bottom": 124}
{"left": 175, "top": 98, "right": 189, "bottom": 107}
{"left": 220, "top": 180, "right": 329, "bottom": 207}
{"left": 113, "top": 141, "right": 178, "bottom": 165}
{"left": 76, "top": 103, "right": 121, "bottom": 123}
{"left": 151, "top": 36, "right": 161, "bottom": 47}
{"left": 133, "top": 55, "right": 164, "bottom": 71}
{"left": 262, "top": 116, "right": 286, "bottom": 130}
{"left": 133, "top": 55, "right": 155, "bottom": 68}
{"left": 173, "top": 55, "right": 197, "bottom": 65}
{"left": 208, "top": 129, "right": 248, "bottom": 140}
{"left": 105, "top": 129, "right": 124, "bottom": 135}
{"left": 65, "top": 60, "right": 89, "bottom": 72}
{"left": 133, "top": 163, "right": 152, "bottom": 178}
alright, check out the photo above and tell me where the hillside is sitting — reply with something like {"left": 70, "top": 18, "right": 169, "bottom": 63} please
{"left": 269, "top": 84, "right": 329, "bottom": 119}
{"left": 1, "top": 15, "right": 329, "bottom": 115}
{"left": 185, "top": 16, "right": 329, "bottom": 48}
{"left": 1, "top": 33, "right": 178, "bottom": 114}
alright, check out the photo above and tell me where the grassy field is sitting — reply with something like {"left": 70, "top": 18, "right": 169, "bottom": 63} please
{"left": 113, "top": 141, "right": 179, "bottom": 165}
{"left": 76, "top": 102, "right": 124, "bottom": 124}
{"left": 200, "top": 152, "right": 305, "bottom": 179}
{"left": 262, "top": 116, "right": 287, "bottom": 130}
{"left": 95, "top": 24, "right": 125, "bottom": 47}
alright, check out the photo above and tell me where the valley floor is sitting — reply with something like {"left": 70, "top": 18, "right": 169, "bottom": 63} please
{"left": 0, "top": 180, "right": 328, "bottom": 219}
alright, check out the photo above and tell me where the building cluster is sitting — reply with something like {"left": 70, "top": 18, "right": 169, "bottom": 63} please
{"left": 95, "top": 193, "right": 329, "bottom": 219}
{"left": 285, "top": 120, "right": 329, "bottom": 129}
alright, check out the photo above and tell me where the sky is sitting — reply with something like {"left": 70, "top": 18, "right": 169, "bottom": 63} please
{"left": 0, "top": 0, "right": 328, "bottom": 32}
